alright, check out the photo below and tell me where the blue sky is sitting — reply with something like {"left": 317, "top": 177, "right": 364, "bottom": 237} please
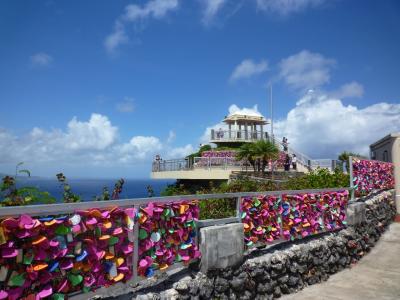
{"left": 0, "top": 0, "right": 400, "bottom": 178}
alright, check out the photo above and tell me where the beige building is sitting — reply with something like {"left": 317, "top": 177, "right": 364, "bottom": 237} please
{"left": 370, "top": 132, "right": 400, "bottom": 162}
{"left": 369, "top": 132, "right": 400, "bottom": 219}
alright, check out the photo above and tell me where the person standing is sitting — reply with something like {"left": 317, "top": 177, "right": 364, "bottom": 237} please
{"left": 292, "top": 154, "right": 297, "bottom": 170}
{"left": 282, "top": 137, "right": 288, "bottom": 152}
{"left": 284, "top": 154, "right": 291, "bottom": 171}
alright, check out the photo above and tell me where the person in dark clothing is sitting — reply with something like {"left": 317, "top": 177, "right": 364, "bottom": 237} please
{"left": 282, "top": 137, "right": 288, "bottom": 152}
{"left": 284, "top": 154, "right": 291, "bottom": 171}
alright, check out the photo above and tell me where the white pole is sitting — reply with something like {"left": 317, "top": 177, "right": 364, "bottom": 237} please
{"left": 270, "top": 84, "right": 273, "bottom": 139}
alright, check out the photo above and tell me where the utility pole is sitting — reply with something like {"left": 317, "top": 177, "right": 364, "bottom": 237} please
{"left": 269, "top": 84, "right": 275, "bottom": 180}
{"left": 270, "top": 84, "right": 273, "bottom": 139}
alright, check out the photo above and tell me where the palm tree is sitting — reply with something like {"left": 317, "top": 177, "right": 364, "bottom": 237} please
{"left": 253, "top": 140, "right": 279, "bottom": 174}
{"left": 237, "top": 140, "right": 279, "bottom": 175}
{"left": 236, "top": 143, "right": 257, "bottom": 172}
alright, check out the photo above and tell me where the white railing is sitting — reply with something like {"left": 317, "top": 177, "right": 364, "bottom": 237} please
{"left": 210, "top": 129, "right": 269, "bottom": 142}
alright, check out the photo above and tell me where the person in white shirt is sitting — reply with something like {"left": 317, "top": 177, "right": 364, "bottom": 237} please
{"left": 292, "top": 154, "right": 297, "bottom": 170}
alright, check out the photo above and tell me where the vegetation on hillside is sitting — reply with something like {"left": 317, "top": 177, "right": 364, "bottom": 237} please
{"left": 162, "top": 168, "right": 349, "bottom": 219}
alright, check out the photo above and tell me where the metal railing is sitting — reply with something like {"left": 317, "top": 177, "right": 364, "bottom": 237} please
{"left": 0, "top": 186, "right": 350, "bottom": 299}
{"left": 152, "top": 159, "right": 190, "bottom": 172}
{"left": 193, "top": 156, "right": 244, "bottom": 170}
{"left": 151, "top": 136, "right": 337, "bottom": 173}
{"left": 211, "top": 129, "right": 269, "bottom": 142}
{"left": 271, "top": 136, "right": 337, "bottom": 171}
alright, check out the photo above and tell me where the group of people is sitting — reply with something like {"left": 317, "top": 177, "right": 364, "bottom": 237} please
{"left": 281, "top": 137, "right": 297, "bottom": 171}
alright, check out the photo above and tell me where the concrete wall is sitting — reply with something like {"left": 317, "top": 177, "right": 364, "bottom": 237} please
{"left": 199, "top": 223, "right": 244, "bottom": 273}
{"left": 151, "top": 168, "right": 235, "bottom": 180}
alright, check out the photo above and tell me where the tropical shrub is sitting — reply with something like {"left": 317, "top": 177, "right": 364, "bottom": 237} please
{"left": 0, "top": 163, "right": 56, "bottom": 206}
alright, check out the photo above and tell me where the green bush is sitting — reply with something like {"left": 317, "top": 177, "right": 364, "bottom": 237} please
{"left": 161, "top": 168, "right": 349, "bottom": 220}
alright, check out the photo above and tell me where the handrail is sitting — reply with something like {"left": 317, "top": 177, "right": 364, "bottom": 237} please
{"left": 210, "top": 129, "right": 269, "bottom": 142}
{"left": 0, "top": 187, "right": 350, "bottom": 217}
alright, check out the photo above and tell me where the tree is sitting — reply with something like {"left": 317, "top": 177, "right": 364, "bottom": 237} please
{"left": 236, "top": 143, "right": 257, "bottom": 172}
{"left": 338, "top": 151, "right": 364, "bottom": 172}
{"left": 253, "top": 140, "right": 279, "bottom": 174}
{"left": 237, "top": 140, "right": 279, "bottom": 174}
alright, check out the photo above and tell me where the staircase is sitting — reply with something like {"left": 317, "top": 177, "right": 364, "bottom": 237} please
{"left": 271, "top": 136, "right": 338, "bottom": 172}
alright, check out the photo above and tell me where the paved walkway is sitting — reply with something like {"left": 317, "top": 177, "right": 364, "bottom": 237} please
{"left": 283, "top": 223, "right": 400, "bottom": 300}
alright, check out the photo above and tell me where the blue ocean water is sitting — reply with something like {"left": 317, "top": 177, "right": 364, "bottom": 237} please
{"left": 14, "top": 178, "right": 175, "bottom": 202}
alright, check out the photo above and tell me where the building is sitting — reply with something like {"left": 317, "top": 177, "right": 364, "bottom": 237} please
{"left": 369, "top": 132, "right": 400, "bottom": 162}
{"left": 151, "top": 110, "right": 337, "bottom": 181}
{"left": 151, "top": 112, "right": 273, "bottom": 180}
{"left": 369, "top": 132, "right": 400, "bottom": 221}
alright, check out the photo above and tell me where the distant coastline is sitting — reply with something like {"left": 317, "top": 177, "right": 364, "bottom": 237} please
{"left": 9, "top": 177, "right": 174, "bottom": 202}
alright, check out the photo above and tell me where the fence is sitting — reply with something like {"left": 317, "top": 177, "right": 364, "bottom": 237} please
{"left": 0, "top": 187, "right": 349, "bottom": 299}
{"left": 210, "top": 129, "right": 269, "bottom": 142}
{"left": 349, "top": 156, "right": 395, "bottom": 199}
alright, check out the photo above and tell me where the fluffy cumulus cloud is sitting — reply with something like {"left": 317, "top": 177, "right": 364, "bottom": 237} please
{"left": 228, "top": 104, "right": 263, "bottom": 117}
{"left": 116, "top": 97, "right": 135, "bottom": 113}
{"left": 256, "top": 0, "right": 326, "bottom": 16}
{"left": 201, "top": 0, "right": 227, "bottom": 25}
{"left": 230, "top": 59, "right": 268, "bottom": 82}
{"left": 330, "top": 81, "right": 364, "bottom": 99}
{"left": 274, "top": 92, "right": 400, "bottom": 158}
{"left": 105, "top": 0, "right": 179, "bottom": 53}
{"left": 0, "top": 114, "right": 194, "bottom": 174}
{"left": 30, "top": 52, "right": 53, "bottom": 67}
{"left": 279, "top": 50, "right": 335, "bottom": 91}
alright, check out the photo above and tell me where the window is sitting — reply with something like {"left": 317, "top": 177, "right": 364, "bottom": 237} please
{"left": 383, "top": 150, "right": 388, "bottom": 162}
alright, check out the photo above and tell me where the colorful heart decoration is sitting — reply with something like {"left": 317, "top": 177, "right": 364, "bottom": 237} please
{"left": 352, "top": 158, "right": 394, "bottom": 197}
{"left": 137, "top": 200, "right": 200, "bottom": 277}
{"left": 241, "top": 191, "right": 349, "bottom": 247}
{"left": 0, "top": 207, "right": 136, "bottom": 298}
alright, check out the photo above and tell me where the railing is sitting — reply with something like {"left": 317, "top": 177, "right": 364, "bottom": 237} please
{"left": 151, "top": 136, "right": 337, "bottom": 173}
{"left": 152, "top": 159, "right": 190, "bottom": 172}
{"left": 210, "top": 129, "right": 269, "bottom": 142}
{"left": 0, "top": 187, "right": 350, "bottom": 299}
{"left": 271, "top": 136, "right": 337, "bottom": 171}
{"left": 193, "top": 156, "right": 244, "bottom": 169}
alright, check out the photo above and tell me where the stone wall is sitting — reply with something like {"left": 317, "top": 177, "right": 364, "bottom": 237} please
{"left": 131, "top": 190, "right": 395, "bottom": 300}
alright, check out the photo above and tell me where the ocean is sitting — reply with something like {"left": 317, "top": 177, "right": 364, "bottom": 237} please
{"left": 13, "top": 177, "right": 175, "bottom": 202}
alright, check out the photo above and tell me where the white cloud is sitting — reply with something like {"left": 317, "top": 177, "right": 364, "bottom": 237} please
{"left": 256, "top": 0, "right": 326, "bottom": 16}
{"left": 105, "top": 0, "right": 179, "bottom": 53}
{"left": 274, "top": 92, "right": 400, "bottom": 158}
{"left": 167, "top": 130, "right": 176, "bottom": 143}
{"left": 65, "top": 114, "right": 118, "bottom": 150}
{"left": 167, "top": 144, "right": 194, "bottom": 158}
{"left": 0, "top": 113, "right": 192, "bottom": 175}
{"left": 228, "top": 104, "right": 263, "bottom": 117}
{"left": 201, "top": 0, "right": 227, "bottom": 25}
{"left": 118, "top": 136, "right": 162, "bottom": 160}
{"left": 30, "top": 52, "right": 53, "bottom": 67}
{"left": 330, "top": 81, "right": 364, "bottom": 99}
{"left": 123, "top": 0, "right": 179, "bottom": 21}
{"left": 104, "top": 21, "right": 129, "bottom": 53}
{"left": 279, "top": 50, "right": 335, "bottom": 91}
{"left": 230, "top": 59, "right": 268, "bottom": 82}
{"left": 116, "top": 97, "right": 135, "bottom": 113}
